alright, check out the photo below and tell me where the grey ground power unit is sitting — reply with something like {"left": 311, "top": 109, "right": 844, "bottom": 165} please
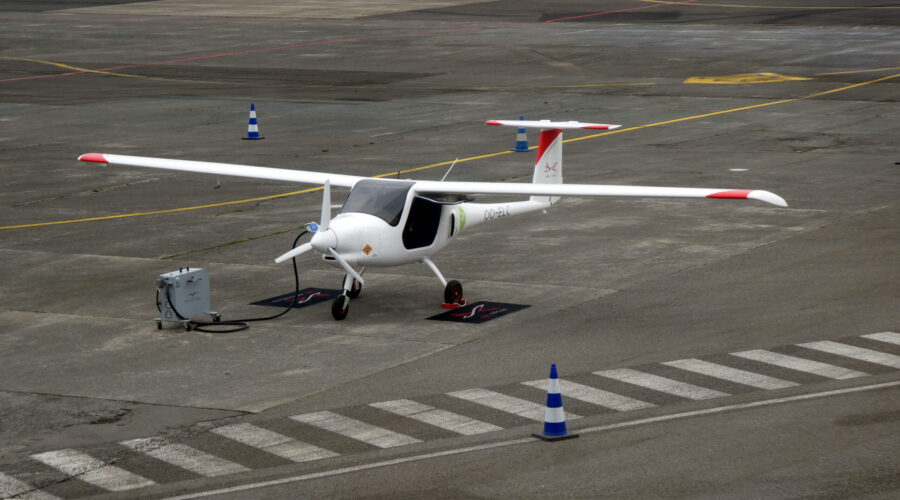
{"left": 156, "top": 268, "right": 219, "bottom": 330}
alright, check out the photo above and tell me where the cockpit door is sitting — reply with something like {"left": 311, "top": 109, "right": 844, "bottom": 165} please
{"left": 402, "top": 196, "right": 443, "bottom": 249}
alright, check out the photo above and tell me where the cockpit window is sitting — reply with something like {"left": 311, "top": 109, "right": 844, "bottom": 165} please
{"left": 340, "top": 179, "right": 414, "bottom": 226}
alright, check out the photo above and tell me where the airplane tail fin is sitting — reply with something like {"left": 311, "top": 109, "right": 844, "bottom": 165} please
{"left": 485, "top": 120, "right": 620, "bottom": 205}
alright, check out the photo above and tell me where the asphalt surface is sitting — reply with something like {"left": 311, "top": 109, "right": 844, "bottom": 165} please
{"left": 0, "top": 1, "right": 898, "bottom": 498}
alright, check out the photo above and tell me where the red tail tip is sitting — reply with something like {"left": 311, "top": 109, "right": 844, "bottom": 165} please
{"left": 78, "top": 153, "right": 108, "bottom": 164}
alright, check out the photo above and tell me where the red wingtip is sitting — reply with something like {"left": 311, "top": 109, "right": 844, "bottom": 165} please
{"left": 78, "top": 153, "right": 108, "bottom": 164}
{"left": 485, "top": 120, "right": 503, "bottom": 126}
{"left": 581, "top": 125, "right": 611, "bottom": 130}
{"left": 706, "top": 190, "right": 753, "bottom": 200}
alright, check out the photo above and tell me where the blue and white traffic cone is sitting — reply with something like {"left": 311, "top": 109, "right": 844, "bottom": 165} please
{"left": 533, "top": 363, "right": 579, "bottom": 441}
{"left": 513, "top": 115, "right": 529, "bottom": 152}
{"left": 242, "top": 103, "right": 265, "bottom": 140}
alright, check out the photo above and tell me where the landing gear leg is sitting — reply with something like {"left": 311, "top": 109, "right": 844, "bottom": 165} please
{"left": 343, "top": 267, "right": 365, "bottom": 299}
{"left": 332, "top": 271, "right": 361, "bottom": 320}
{"left": 422, "top": 257, "right": 465, "bottom": 307}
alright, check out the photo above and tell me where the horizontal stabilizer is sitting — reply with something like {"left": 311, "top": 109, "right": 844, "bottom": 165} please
{"left": 486, "top": 120, "right": 621, "bottom": 130}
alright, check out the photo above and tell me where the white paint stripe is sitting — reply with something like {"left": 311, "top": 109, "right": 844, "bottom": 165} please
{"left": 799, "top": 341, "right": 900, "bottom": 369}
{"left": 30, "top": 449, "right": 155, "bottom": 492}
{"left": 447, "top": 388, "right": 580, "bottom": 421}
{"left": 0, "top": 472, "right": 60, "bottom": 499}
{"left": 164, "top": 380, "right": 900, "bottom": 500}
{"left": 594, "top": 368, "right": 729, "bottom": 400}
{"left": 862, "top": 331, "right": 900, "bottom": 346}
{"left": 369, "top": 399, "right": 502, "bottom": 435}
{"left": 290, "top": 411, "right": 421, "bottom": 448}
{"left": 211, "top": 423, "right": 338, "bottom": 463}
{"left": 522, "top": 379, "right": 655, "bottom": 411}
{"left": 731, "top": 349, "right": 867, "bottom": 380}
{"left": 663, "top": 358, "right": 800, "bottom": 390}
{"left": 120, "top": 437, "right": 249, "bottom": 477}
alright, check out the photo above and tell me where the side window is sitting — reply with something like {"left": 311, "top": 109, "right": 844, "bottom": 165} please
{"left": 403, "top": 197, "right": 443, "bottom": 249}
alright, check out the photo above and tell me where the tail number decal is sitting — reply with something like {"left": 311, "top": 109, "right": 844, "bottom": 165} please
{"left": 484, "top": 205, "right": 511, "bottom": 221}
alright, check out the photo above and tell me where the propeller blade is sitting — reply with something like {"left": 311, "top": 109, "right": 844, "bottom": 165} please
{"left": 274, "top": 242, "right": 313, "bottom": 264}
{"left": 327, "top": 248, "right": 365, "bottom": 285}
{"left": 320, "top": 179, "right": 331, "bottom": 231}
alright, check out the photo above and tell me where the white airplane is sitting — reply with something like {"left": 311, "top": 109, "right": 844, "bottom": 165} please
{"left": 79, "top": 119, "right": 787, "bottom": 320}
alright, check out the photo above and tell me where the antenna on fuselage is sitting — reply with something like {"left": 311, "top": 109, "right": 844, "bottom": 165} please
{"left": 440, "top": 158, "right": 460, "bottom": 182}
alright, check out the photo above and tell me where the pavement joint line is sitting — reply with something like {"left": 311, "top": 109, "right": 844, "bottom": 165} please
{"left": 4, "top": 69, "right": 898, "bottom": 232}
{"left": 639, "top": 0, "right": 900, "bottom": 9}
{"left": 162, "top": 379, "right": 900, "bottom": 500}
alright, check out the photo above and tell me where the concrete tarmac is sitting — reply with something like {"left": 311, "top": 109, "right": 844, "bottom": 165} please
{"left": 0, "top": 1, "right": 897, "bottom": 498}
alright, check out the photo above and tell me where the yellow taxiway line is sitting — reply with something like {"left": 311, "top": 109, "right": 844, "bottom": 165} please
{"left": 2, "top": 71, "right": 898, "bottom": 231}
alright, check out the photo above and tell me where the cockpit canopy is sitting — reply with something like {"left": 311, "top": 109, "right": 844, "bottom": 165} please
{"left": 340, "top": 179, "right": 414, "bottom": 226}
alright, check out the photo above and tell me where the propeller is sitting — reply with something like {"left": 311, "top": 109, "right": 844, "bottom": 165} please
{"left": 274, "top": 242, "right": 312, "bottom": 264}
{"left": 272, "top": 179, "right": 363, "bottom": 286}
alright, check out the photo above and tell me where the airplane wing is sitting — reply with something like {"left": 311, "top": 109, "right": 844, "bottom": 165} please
{"left": 78, "top": 153, "right": 364, "bottom": 188}
{"left": 79, "top": 153, "right": 787, "bottom": 207}
{"left": 412, "top": 181, "right": 788, "bottom": 207}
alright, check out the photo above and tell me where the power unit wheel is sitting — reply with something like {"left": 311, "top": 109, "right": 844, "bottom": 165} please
{"left": 346, "top": 277, "right": 362, "bottom": 299}
{"left": 331, "top": 294, "right": 350, "bottom": 320}
{"left": 444, "top": 280, "right": 464, "bottom": 304}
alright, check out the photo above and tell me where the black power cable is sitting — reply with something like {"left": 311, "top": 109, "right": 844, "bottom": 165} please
{"left": 159, "top": 229, "right": 309, "bottom": 333}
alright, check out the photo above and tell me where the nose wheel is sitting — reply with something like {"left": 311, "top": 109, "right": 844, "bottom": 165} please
{"left": 331, "top": 294, "right": 349, "bottom": 320}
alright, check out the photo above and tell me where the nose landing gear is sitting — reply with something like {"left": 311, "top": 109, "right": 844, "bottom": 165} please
{"left": 332, "top": 269, "right": 365, "bottom": 320}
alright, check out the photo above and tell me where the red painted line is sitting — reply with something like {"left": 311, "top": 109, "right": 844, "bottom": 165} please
{"left": 1, "top": 1, "right": 696, "bottom": 84}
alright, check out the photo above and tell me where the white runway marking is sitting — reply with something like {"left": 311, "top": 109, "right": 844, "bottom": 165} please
{"left": 731, "top": 349, "right": 867, "bottom": 380}
{"left": 663, "top": 358, "right": 800, "bottom": 390}
{"left": 120, "top": 437, "right": 249, "bottom": 477}
{"left": 522, "top": 379, "right": 655, "bottom": 411}
{"left": 447, "top": 388, "right": 580, "bottom": 421}
{"left": 0, "top": 472, "right": 59, "bottom": 499}
{"left": 594, "top": 368, "right": 729, "bottom": 400}
{"left": 211, "top": 423, "right": 338, "bottom": 463}
{"left": 799, "top": 341, "right": 900, "bottom": 369}
{"left": 163, "top": 380, "right": 900, "bottom": 500}
{"left": 861, "top": 331, "right": 900, "bottom": 346}
{"left": 290, "top": 411, "right": 421, "bottom": 448}
{"left": 30, "top": 449, "right": 155, "bottom": 492}
{"left": 369, "top": 399, "right": 503, "bottom": 435}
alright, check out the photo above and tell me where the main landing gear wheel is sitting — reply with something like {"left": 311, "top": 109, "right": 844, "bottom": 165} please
{"left": 444, "top": 280, "right": 464, "bottom": 305}
{"left": 331, "top": 294, "right": 350, "bottom": 320}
